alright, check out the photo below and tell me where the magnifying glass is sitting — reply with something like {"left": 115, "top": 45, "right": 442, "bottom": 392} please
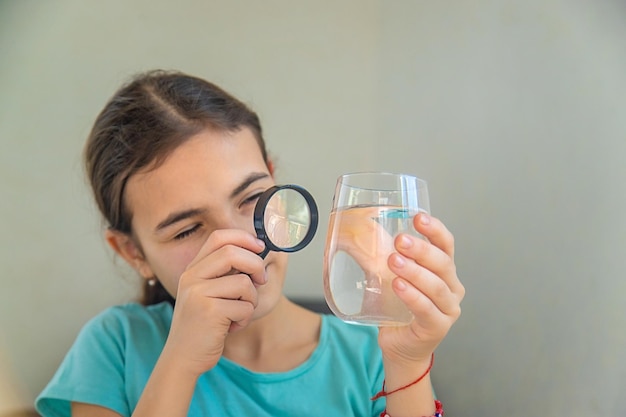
{"left": 253, "top": 184, "right": 319, "bottom": 259}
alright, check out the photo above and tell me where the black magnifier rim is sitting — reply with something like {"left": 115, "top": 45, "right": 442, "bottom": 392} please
{"left": 253, "top": 184, "right": 318, "bottom": 257}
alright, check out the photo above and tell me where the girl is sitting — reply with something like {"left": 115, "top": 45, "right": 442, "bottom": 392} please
{"left": 36, "top": 70, "right": 464, "bottom": 417}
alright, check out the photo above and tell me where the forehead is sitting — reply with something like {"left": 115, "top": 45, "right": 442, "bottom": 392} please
{"left": 124, "top": 128, "right": 269, "bottom": 224}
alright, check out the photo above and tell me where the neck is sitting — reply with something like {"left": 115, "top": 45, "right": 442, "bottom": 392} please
{"left": 222, "top": 296, "right": 321, "bottom": 372}
{"left": 224, "top": 295, "right": 292, "bottom": 349}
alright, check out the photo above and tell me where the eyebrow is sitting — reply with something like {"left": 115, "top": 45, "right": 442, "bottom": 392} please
{"left": 155, "top": 208, "right": 207, "bottom": 232}
{"left": 230, "top": 172, "right": 270, "bottom": 199}
{"left": 154, "top": 172, "right": 270, "bottom": 233}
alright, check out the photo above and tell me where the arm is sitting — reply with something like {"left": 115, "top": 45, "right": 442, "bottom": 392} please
{"left": 70, "top": 342, "right": 199, "bottom": 417}
{"left": 74, "top": 230, "right": 266, "bottom": 417}
{"left": 136, "top": 230, "right": 266, "bottom": 417}
{"left": 72, "top": 403, "right": 122, "bottom": 417}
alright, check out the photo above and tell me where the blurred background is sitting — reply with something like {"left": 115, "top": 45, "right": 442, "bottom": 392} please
{"left": 1, "top": 1, "right": 625, "bottom": 416}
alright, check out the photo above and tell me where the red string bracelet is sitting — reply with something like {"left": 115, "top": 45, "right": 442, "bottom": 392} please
{"left": 371, "top": 353, "right": 435, "bottom": 401}
{"left": 379, "top": 400, "right": 443, "bottom": 417}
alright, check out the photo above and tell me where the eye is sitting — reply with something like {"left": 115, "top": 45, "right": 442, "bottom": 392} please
{"left": 241, "top": 192, "right": 263, "bottom": 207}
{"left": 174, "top": 224, "right": 201, "bottom": 240}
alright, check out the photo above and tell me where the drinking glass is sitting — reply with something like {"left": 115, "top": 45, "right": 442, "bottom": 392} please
{"left": 323, "top": 172, "right": 430, "bottom": 326}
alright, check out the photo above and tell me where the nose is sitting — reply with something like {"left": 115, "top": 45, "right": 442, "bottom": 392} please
{"left": 212, "top": 212, "right": 256, "bottom": 236}
{"left": 211, "top": 211, "right": 265, "bottom": 261}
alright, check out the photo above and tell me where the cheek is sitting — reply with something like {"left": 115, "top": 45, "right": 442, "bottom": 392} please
{"left": 148, "top": 245, "right": 202, "bottom": 291}
{"left": 267, "top": 252, "right": 288, "bottom": 278}
{"left": 179, "top": 244, "right": 202, "bottom": 269}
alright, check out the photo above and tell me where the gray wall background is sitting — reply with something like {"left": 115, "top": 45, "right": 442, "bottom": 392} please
{"left": 1, "top": 1, "right": 625, "bottom": 416}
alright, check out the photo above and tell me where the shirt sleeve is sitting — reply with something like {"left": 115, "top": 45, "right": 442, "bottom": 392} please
{"left": 35, "top": 309, "right": 131, "bottom": 417}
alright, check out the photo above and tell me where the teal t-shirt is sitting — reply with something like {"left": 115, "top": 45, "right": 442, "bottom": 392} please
{"left": 36, "top": 302, "right": 386, "bottom": 416}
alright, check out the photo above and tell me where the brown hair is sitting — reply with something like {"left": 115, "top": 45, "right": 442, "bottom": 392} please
{"left": 84, "top": 70, "right": 268, "bottom": 306}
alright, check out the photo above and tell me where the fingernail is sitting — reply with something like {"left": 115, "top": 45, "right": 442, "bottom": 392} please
{"left": 395, "top": 278, "right": 408, "bottom": 291}
{"left": 392, "top": 254, "right": 406, "bottom": 268}
{"left": 420, "top": 213, "right": 431, "bottom": 225}
{"left": 398, "top": 235, "right": 412, "bottom": 249}
{"left": 256, "top": 238, "right": 265, "bottom": 247}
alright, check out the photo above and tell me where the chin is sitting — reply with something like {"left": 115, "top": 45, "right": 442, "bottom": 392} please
{"left": 253, "top": 285, "right": 284, "bottom": 320}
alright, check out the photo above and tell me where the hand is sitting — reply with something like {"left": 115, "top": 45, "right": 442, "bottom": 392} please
{"left": 160, "top": 229, "right": 267, "bottom": 377}
{"left": 378, "top": 212, "right": 465, "bottom": 366}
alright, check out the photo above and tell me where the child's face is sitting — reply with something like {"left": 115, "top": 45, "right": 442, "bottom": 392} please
{"left": 123, "top": 127, "right": 287, "bottom": 318}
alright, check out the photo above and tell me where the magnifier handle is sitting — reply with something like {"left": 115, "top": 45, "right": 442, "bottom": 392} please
{"left": 258, "top": 247, "right": 270, "bottom": 259}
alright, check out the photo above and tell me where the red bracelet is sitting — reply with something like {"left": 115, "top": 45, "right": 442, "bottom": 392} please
{"left": 371, "top": 353, "right": 435, "bottom": 401}
{"left": 379, "top": 400, "right": 443, "bottom": 417}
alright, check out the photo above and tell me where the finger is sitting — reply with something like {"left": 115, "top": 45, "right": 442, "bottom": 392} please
{"left": 389, "top": 253, "right": 461, "bottom": 318}
{"left": 210, "top": 274, "right": 260, "bottom": 307}
{"left": 393, "top": 233, "right": 464, "bottom": 297}
{"left": 207, "top": 297, "right": 256, "bottom": 333}
{"left": 391, "top": 276, "right": 453, "bottom": 330}
{"left": 185, "top": 241, "right": 267, "bottom": 286}
{"left": 413, "top": 213, "right": 454, "bottom": 260}
{"left": 187, "top": 229, "right": 265, "bottom": 270}
{"left": 228, "top": 307, "right": 255, "bottom": 332}
{"left": 179, "top": 274, "right": 259, "bottom": 307}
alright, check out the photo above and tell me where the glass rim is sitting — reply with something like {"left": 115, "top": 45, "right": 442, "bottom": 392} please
{"left": 337, "top": 171, "right": 428, "bottom": 187}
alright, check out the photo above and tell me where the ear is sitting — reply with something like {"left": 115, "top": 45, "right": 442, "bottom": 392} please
{"left": 105, "top": 229, "right": 155, "bottom": 279}
{"left": 267, "top": 159, "right": 275, "bottom": 177}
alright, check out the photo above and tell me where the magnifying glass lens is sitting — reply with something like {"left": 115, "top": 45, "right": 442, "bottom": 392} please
{"left": 253, "top": 184, "right": 318, "bottom": 258}
{"left": 264, "top": 189, "right": 311, "bottom": 249}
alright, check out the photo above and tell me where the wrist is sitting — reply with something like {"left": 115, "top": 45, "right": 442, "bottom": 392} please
{"left": 375, "top": 353, "right": 434, "bottom": 400}
{"left": 158, "top": 344, "right": 207, "bottom": 380}
{"left": 379, "top": 400, "right": 444, "bottom": 417}
{"left": 133, "top": 348, "right": 201, "bottom": 417}
{"left": 374, "top": 353, "right": 436, "bottom": 417}
{"left": 382, "top": 352, "right": 434, "bottom": 390}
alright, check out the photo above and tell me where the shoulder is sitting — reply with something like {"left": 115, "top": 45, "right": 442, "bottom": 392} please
{"left": 76, "top": 301, "right": 173, "bottom": 346}
{"left": 88, "top": 301, "right": 172, "bottom": 327}
{"left": 36, "top": 303, "right": 172, "bottom": 416}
